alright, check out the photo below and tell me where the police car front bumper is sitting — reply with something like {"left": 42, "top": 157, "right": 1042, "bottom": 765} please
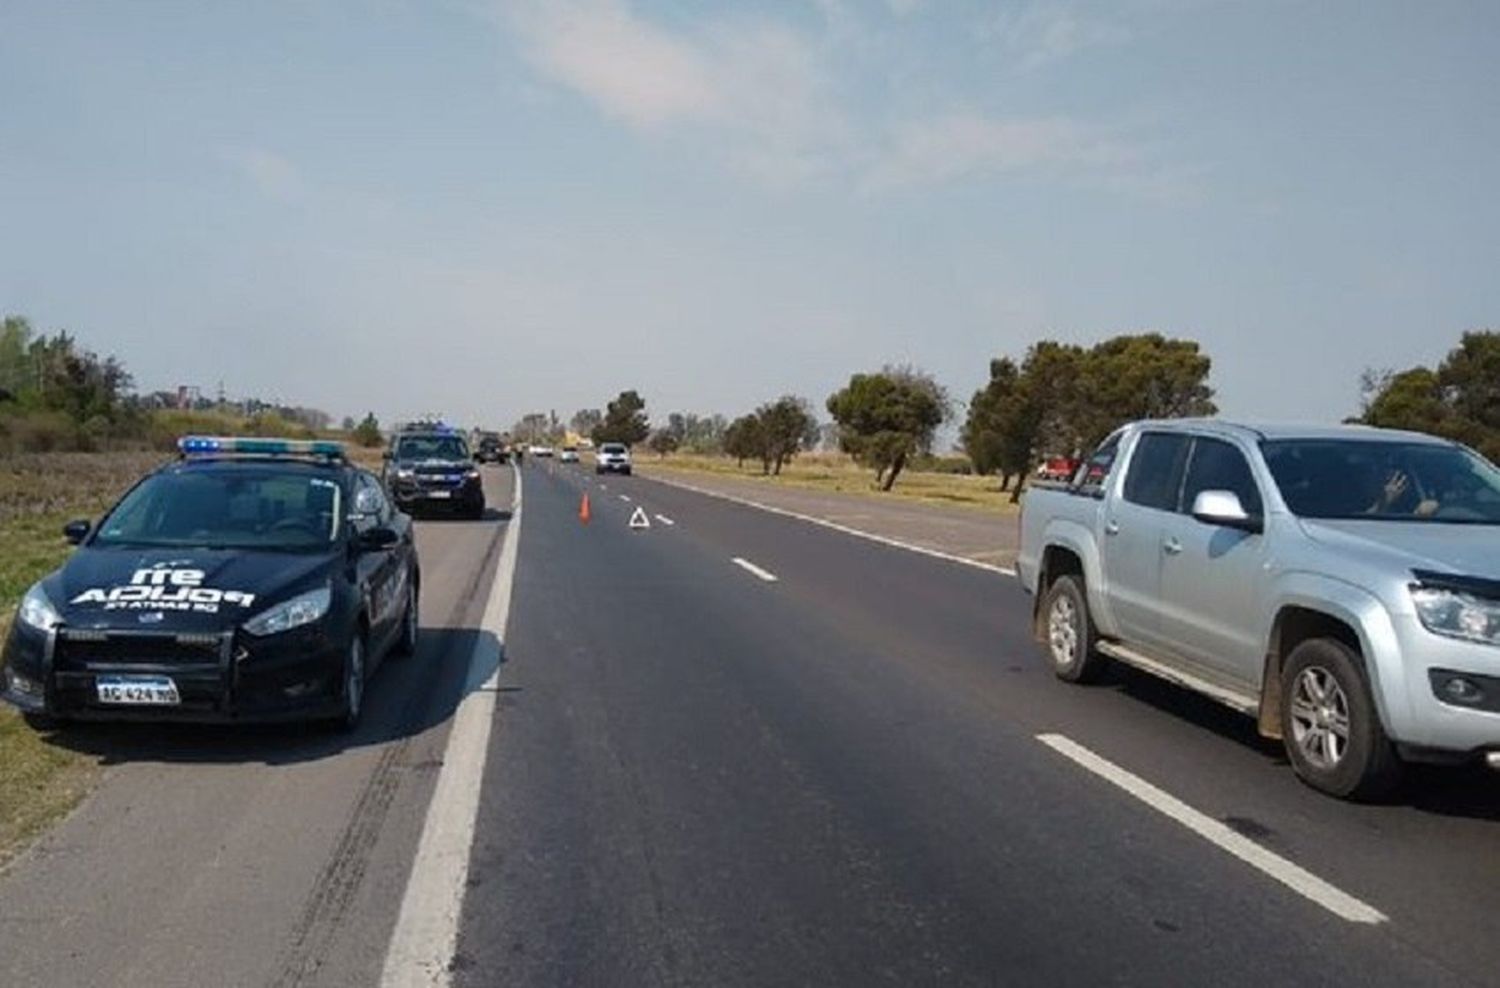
{"left": 1, "top": 620, "right": 349, "bottom": 724}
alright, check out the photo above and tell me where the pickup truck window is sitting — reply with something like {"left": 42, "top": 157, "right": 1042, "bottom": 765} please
{"left": 1263, "top": 439, "right": 1500, "bottom": 523}
{"left": 1073, "top": 432, "right": 1121, "bottom": 494}
{"left": 1182, "top": 437, "right": 1263, "bottom": 516}
{"left": 1122, "top": 432, "right": 1191, "bottom": 511}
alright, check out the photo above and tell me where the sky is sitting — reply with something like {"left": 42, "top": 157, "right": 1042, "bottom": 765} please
{"left": 2, "top": 0, "right": 1497, "bottom": 434}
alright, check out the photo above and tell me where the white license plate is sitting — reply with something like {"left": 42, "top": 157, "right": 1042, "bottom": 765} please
{"left": 96, "top": 675, "right": 180, "bottom": 706}
{"left": 426, "top": 490, "right": 452, "bottom": 499}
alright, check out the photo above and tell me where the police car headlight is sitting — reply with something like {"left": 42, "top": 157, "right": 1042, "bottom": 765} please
{"left": 395, "top": 468, "right": 414, "bottom": 480}
{"left": 465, "top": 468, "right": 481, "bottom": 480}
{"left": 18, "top": 584, "right": 61, "bottom": 632}
{"left": 243, "top": 586, "right": 332, "bottom": 637}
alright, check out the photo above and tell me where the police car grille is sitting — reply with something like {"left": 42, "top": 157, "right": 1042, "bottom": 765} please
{"left": 54, "top": 632, "right": 223, "bottom": 669}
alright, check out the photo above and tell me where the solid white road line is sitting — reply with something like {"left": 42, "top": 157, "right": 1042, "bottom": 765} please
{"left": 731, "top": 557, "right": 779, "bottom": 583}
{"left": 645, "top": 474, "right": 1016, "bottom": 577}
{"left": 1036, "top": 733, "right": 1387, "bottom": 926}
{"left": 654, "top": 514, "right": 675, "bottom": 526}
{"left": 380, "top": 466, "right": 524, "bottom": 988}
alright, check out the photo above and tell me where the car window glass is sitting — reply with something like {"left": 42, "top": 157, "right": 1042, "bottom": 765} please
{"left": 1075, "top": 431, "right": 1122, "bottom": 495}
{"left": 1122, "top": 433, "right": 1191, "bottom": 511}
{"left": 1183, "top": 438, "right": 1263, "bottom": 517}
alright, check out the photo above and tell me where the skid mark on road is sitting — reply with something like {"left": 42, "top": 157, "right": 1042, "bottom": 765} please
{"left": 1037, "top": 733, "right": 1386, "bottom": 925}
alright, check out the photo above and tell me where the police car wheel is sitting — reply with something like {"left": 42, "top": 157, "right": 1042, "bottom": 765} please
{"left": 23, "top": 711, "right": 59, "bottom": 731}
{"left": 393, "top": 583, "right": 419, "bottom": 657}
{"left": 336, "top": 636, "right": 366, "bottom": 732}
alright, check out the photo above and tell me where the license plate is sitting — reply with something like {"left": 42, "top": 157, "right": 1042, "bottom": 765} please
{"left": 96, "top": 675, "right": 180, "bottom": 706}
{"left": 426, "top": 490, "right": 452, "bottom": 499}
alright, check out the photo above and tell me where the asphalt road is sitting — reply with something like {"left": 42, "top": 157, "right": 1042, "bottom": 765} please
{"left": 455, "top": 460, "right": 1499, "bottom": 987}
{"left": 4, "top": 459, "right": 1500, "bottom": 987}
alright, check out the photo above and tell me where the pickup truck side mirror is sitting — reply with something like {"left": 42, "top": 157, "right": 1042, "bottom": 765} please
{"left": 1191, "top": 490, "right": 1262, "bottom": 533}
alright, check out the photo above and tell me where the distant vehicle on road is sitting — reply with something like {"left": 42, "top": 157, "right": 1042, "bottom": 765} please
{"left": 595, "top": 442, "right": 632, "bottom": 476}
{"left": 383, "top": 430, "right": 485, "bottom": 519}
{"left": 1018, "top": 419, "right": 1500, "bottom": 799}
{"left": 1037, "top": 456, "right": 1080, "bottom": 482}
{"left": 475, "top": 434, "right": 508, "bottom": 464}
{"left": 530, "top": 444, "right": 555, "bottom": 458}
{"left": 0, "top": 437, "right": 420, "bottom": 731}
{"left": 560, "top": 446, "right": 579, "bottom": 463}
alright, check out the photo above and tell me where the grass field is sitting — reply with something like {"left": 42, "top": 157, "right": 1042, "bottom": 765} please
{"left": 0, "top": 452, "right": 165, "bottom": 867}
{"left": 639, "top": 452, "right": 1023, "bottom": 514}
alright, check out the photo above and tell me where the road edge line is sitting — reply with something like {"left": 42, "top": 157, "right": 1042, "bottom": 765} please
{"left": 380, "top": 465, "right": 524, "bottom": 988}
{"left": 1036, "top": 732, "right": 1387, "bottom": 925}
{"left": 642, "top": 473, "right": 1016, "bottom": 577}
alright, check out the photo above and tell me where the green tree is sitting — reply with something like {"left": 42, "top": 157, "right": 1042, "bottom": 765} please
{"left": 1359, "top": 330, "right": 1500, "bottom": 460}
{"left": 826, "top": 367, "right": 949, "bottom": 491}
{"left": 754, "top": 396, "right": 817, "bottom": 475}
{"left": 1071, "top": 333, "right": 1217, "bottom": 449}
{"left": 962, "top": 357, "right": 1035, "bottom": 494}
{"left": 723, "top": 414, "right": 763, "bottom": 467}
{"left": 593, "top": 390, "right": 650, "bottom": 446}
{"left": 353, "top": 412, "right": 383, "bottom": 447}
{"left": 646, "top": 428, "right": 680, "bottom": 457}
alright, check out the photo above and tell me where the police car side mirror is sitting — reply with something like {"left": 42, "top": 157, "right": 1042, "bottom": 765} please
{"left": 63, "top": 519, "right": 91, "bottom": 545}
{"left": 357, "top": 526, "right": 400, "bottom": 552}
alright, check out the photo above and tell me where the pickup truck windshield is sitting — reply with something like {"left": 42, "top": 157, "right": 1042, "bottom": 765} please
{"left": 1262, "top": 439, "right": 1500, "bottom": 523}
{"left": 93, "top": 470, "right": 343, "bottom": 549}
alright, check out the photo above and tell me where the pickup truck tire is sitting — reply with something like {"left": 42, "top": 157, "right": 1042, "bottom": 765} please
{"left": 1042, "top": 575, "right": 1105, "bottom": 684}
{"left": 1279, "top": 639, "right": 1402, "bottom": 800}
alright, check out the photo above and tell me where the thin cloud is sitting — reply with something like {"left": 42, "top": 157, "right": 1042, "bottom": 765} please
{"left": 981, "top": 2, "right": 1131, "bottom": 74}
{"left": 224, "top": 148, "right": 306, "bottom": 201}
{"left": 864, "top": 112, "right": 1138, "bottom": 189}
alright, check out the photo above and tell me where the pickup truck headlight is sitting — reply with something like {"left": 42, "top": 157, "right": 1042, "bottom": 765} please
{"left": 1412, "top": 587, "right": 1500, "bottom": 645}
{"left": 243, "top": 586, "right": 332, "bottom": 637}
{"left": 17, "top": 584, "right": 62, "bottom": 632}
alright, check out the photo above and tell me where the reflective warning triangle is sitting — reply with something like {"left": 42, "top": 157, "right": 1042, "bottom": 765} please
{"left": 628, "top": 506, "right": 651, "bottom": 530}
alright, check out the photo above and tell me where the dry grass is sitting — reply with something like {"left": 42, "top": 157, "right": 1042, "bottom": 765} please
{"left": 0, "top": 452, "right": 165, "bottom": 867}
{"left": 640, "top": 452, "right": 1022, "bottom": 514}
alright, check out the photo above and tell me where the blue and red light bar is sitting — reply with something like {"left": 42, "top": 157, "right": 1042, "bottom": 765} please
{"left": 177, "top": 436, "right": 346, "bottom": 459}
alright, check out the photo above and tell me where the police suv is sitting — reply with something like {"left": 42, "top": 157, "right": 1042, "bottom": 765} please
{"left": 0, "top": 437, "right": 420, "bottom": 731}
{"left": 383, "top": 429, "right": 486, "bottom": 519}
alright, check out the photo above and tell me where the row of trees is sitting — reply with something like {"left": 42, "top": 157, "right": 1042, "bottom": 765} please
{"left": 961, "top": 333, "right": 1217, "bottom": 501}
{"left": 1357, "top": 330, "right": 1500, "bottom": 461}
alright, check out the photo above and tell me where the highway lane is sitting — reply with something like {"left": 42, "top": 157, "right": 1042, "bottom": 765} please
{"left": 0, "top": 466, "right": 516, "bottom": 988}
{"left": 452, "top": 460, "right": 1485, "bottom": 987}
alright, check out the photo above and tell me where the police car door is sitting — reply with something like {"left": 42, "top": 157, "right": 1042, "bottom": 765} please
{"left": 353, "top": 473, "right": 401, "bottom": 644}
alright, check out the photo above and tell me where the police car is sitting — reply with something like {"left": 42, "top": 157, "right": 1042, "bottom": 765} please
{"left": 0, "top": 437, "right": 420, "bottom": 731}
{"left": 382, "top": 429, "right": 486, "bottom": 519}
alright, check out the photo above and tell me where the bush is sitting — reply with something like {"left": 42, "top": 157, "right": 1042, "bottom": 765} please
{"left": 0, "top": 409, "right": 80, "bottom": 455}
{"left": 911, "top": 453, "right": 973, "bottom": 475}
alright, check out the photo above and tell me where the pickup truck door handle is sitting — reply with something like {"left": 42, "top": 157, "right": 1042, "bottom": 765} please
{"left": 1104, "top": 521, "right": 1120, "bottom": 536}
{"left": 1162, "top": 538, "right": 1184, "bottom": 556}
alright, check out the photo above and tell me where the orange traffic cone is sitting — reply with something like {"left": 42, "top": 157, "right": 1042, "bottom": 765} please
{"left": 579, "top": 492, "right": 591, "bottom": 525}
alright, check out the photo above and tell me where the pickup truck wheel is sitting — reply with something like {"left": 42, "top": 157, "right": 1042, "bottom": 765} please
{"left": 1043, "top": 575, "right": 1104, "bottom": 684}
{"left": 1279, "top": 638, "right": 1402, "bottom": 800}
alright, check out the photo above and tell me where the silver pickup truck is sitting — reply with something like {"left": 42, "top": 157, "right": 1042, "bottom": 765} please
{"left": 1018, "top": 420, "right": 1500, "bottom": 799}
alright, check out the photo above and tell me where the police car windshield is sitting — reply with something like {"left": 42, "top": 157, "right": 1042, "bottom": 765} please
{"left": 93, "top": 469, "right": 343, "bottom": 550}
{"left": 397, "top": 435, "right": 469, "bottom": 460}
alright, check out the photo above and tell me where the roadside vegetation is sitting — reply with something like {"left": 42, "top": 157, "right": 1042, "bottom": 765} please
{"left": 0, "top": 452, "right": 164, "bottom": 866}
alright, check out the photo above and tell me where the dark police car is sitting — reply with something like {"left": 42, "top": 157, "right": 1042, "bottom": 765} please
{"left": 382, "top": 430, "right": 486, "bottom": 519}
{"left": 475, "top": 433, "right": 508, "bottom": 464}
{"left": 0, "top": 437, "right": 420, "bottom": 731}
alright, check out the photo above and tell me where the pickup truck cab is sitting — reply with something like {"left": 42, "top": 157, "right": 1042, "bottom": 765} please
{"left": 1018, "top": 420, "right": 1500, "bottom": 798}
